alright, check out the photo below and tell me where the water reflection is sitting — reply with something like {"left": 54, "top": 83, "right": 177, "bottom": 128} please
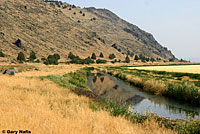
{"left": 87, "top": 72, "right": 200, "bottom": 120}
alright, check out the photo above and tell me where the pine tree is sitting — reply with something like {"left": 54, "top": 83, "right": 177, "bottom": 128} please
{"left": 99, "top": 52, "right": 104, "bottom": 58}
{"left": 17, "top": 52, "right": 25, "bottom": 62}
{"left": 0, "top": 51, "right": 5, "bottom": 57}
{"left": 125, "top": 55, "right": 130, "bottom": 63}
{"left": 68, "top": 52, "right": 76, "bottom": 59}
{"left": 109, "top": 53, "right": 116, "bottom": 59}
{"left": 134, "top": 55, "right": 139, "bottom": 61}
{"left": 29, "top": 51, "right": 36, "bottom": 61}
{"left": 91, "top": 53, "right": 96, "bottom": 59}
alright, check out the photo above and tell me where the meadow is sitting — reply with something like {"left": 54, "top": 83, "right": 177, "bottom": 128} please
{"left": 127, "top": 65, "right": 200, "bottom": 74}
{"left": 0, "top": 63, "right": 174, "bottom": 134}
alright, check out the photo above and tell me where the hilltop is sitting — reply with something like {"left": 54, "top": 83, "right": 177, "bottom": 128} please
{"left": 0, "top": 0, "right": 175, "bottom": 62}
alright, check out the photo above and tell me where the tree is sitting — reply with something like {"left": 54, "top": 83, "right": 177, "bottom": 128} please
{"left": 169, "top": 58, "right": 175, "bottom": 62}
{"left": 53, "top": 53, "right": 60, "bottom": 60}
{"left": 29, "top": 51, "right": 36, "bottom": 61}
{"left": 150, "top": 57, "right": 155, "bottom": 63}
{"left": 68, "top": 52, "right": 76, "bottom": 59}
{"left": 96, "top": 59, "right": 107, "bottom": 64}
{"left": 125, "top": 55, "right": 130, "bottom": 63}
{"left": 139, "top": 54, "right": 144, "bottom": 60}
{"left": 99, "top": 52, "right": 104, "bottom": 58}
{"left": 134, "top": 55, "right": 139, "bottom": 61}
{"left": 146, "top": 57, "right": 150, "bottom": 62}
{"left": 44, "top": 54, "right": 60, "bottom": 65}
{"left": 17, "top": 52, "right": 25, "bottom": 62}
{"left": 109, "top": 53, "right": 116, "bottom": 59}
{"left": 91, "top": 53, "right": 96, "bottom": 59}
{"left": 0, "top": 51, "right": 5, "bottom": 57}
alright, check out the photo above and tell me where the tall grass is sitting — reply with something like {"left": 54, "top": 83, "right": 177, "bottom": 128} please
{"left": 166, "top": 81, "right": 200, "bottom": 104}
{"left": 105, "top": 67, "right": 200, "bottom": 105}
{"left": 0, "top": 65, "right": 176, "bottom": 134}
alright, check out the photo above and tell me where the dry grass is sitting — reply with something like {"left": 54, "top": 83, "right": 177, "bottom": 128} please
{"left": 143, "top": 80, "right": 166, "bottom": 95}
{"left": 125, "top": 74, "right": 143, "bottom": 86}
{"left": 128, "top": 65, "right": 200, "bottom": 74}
{"left": 0, "top": 64, "right": 175, "bottom": 134}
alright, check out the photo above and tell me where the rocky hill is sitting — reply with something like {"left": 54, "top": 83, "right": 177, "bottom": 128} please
{"left": 0, "top": 0, "right": 175, "bottom": 61}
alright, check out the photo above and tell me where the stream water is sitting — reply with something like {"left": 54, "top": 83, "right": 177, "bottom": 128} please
{"left": 87, "top": 72, "right": 200, "bottom": 120}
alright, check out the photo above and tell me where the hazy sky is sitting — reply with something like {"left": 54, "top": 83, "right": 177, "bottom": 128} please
{"left": 62, "top": 0, "right": 200, "bottom": 60}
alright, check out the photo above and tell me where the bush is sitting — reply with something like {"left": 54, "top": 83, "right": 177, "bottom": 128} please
{"left": 91, "top": 53, "right": 96, "bottom": 59}
{"left": 17, "top": 52, "right": 25, "bottom": 62}
{"left": 53, "top": 53, "right": 60, "bottom": 60}
{"left": 68, "top": 52, "right": 76, "bottom": 59}
{"left": 134, "top": 55, "right": 139, "bottom": 61}
{"left": 111, "top": 59, "right": 117, "bottom": 64}
{"left": 96, "top": 59, "right": 107, "bottom": 64}
{"left": 44, "top": 54, "right": 60, "bottom": 65}
{"left": 125, "top": 55, "right": 130, "bottom": 63}
{"left": 72, "top": 5, "right": 76, "bottom": 8}
{"left": 0, "top": 51, "right": 5, "bottom": 57}
{"left": 150, "top": 57, "right": 155, "bottom": 63}
{"left": 166, "top": 81, "right": 200, "bottom": 104}
{"left": 99, "top": 52, "right": 104, "bottom": 58}
{"left": 177, "top": 120, "right": 200, "bottom": 134}
{"left": 109, "top": 53, "right": 116, "bottom": 59}
{"left": 71, "top": 56, "right": 94, "bottom": 64}
{"left": 29, "top": 51, "right": 36, "bottom": 62}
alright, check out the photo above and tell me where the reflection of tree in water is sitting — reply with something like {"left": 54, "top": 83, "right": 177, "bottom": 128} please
{"left": 93, "top": 76, "right": 97, "bottom": 83}
{"left": 100, "top": 77, "right": 104, "bottom": 83}
{"left": 148, "top": 98, "right": 200, "bottom": 119}
{"left": 165, "top": 105, "right": 199, "bottom": 119}
{"left": 126, "top": 95, "right": 144, "bottom": 105}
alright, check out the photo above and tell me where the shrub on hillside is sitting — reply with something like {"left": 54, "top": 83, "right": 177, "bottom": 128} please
{"left": 68, "top": 52, "right": 76, "bottom": 59}
{"left": 96, "top": 59, "right": 107, "bottom": 64}
{"left": 29, "top": 51, "right": 36, "bottom": 62}
{"left": 109, "top": 53, "right": 116, "bottom": 59}
{"left": 99, "top": 52, "right": 104, "bottom": 58}
{"left": 91, "top": 53, "right": 96, "bottom": 59}
{"left": 125, "top": 55, "right": 130, "bottom": 63}
{"left": 17, "top": 52, "right": 25, "bottom": 62}
{"left": 134, "top": 55, "right": 139, "bottom": 61}
{"left": 0, "top": 51, "right": 5, "bottom": 57}
{"left": 44, "top": 53, "right": 60, "bottom": 65}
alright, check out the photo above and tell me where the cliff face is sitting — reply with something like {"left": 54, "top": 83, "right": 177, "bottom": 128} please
{"left": 0, "top": 0, "right": 175, "bottom": 60}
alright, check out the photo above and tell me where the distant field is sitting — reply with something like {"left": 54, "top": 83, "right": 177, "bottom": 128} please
{"left": 128, "top": 65, "right": 200, "bottom": 74}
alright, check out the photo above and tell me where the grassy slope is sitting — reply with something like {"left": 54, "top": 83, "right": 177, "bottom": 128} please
{"left": 0, "top": 64, "right": 174, "bottom": 134}
{"left": 61, "top": 5, "right": 175, "bottom": 60}
{"left": 0, "top": 0, "right": 114, "bottom": 60}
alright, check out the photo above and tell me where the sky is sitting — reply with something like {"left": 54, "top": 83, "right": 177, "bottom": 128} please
{"left": 62, "top": 0, "right": 200, "bottom": 61}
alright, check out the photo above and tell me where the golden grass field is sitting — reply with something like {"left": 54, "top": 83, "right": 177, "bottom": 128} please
{"left": 0, "top": 63, "right": 175, "bottom": 134}
{"left": 128, "top": 65, "right": 200, "bottom": 74}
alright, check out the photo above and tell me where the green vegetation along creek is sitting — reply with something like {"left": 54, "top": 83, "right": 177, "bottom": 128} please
{"left": 42, "top": 67, "right": 200, "bottom": 134}
{"left": 101, "top": 66, "right": 200, "bottom": 105}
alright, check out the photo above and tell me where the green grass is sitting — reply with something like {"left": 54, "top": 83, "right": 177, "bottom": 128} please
{"left": 41, "top": 67, "right": 200, "bottom": 134}
{"left": 41, "top": 68, "right": 92, "bottom": 90}
{"left": 104, "top": 67, "right": 200, "bottom": 105}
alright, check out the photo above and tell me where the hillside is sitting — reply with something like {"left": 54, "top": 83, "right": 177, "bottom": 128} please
{"left": 60, "top": 4, "right": 175, "bottom": 60}
{"left": 0, "top": 0, "right": 175, "bottom": 61}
